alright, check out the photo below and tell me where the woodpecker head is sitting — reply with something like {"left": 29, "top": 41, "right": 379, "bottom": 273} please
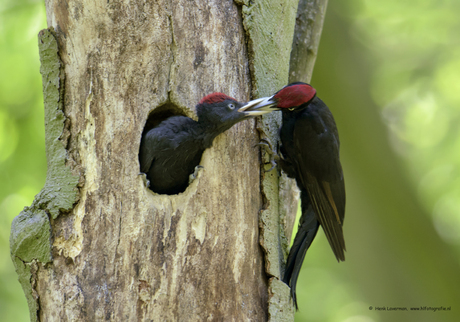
{"left": 196, "top": 92, "right": 276, "bottom": 129}
{"left": 239, "top": 82, "right": 317, "bottom": 113}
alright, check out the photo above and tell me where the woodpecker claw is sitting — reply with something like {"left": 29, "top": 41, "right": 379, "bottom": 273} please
{"left": 189, "top": 165, "right": 204, "bottom": 184}
{"left": 264, "top": 160, "right": 278, "bottom": 173}
{"left": 139, "top": 172, "right": 150, "bottom": 188}
{"left": 257, "top": 139, "right": 280, "bottom": 172}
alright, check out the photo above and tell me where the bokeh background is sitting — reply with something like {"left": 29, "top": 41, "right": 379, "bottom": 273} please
{"left": 1, "top": 0, "right": 459, "bottom": 321}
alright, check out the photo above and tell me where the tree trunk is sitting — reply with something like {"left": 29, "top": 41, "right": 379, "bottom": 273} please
{"left": 10, "top": 0, "right": 327, "bottom": 320}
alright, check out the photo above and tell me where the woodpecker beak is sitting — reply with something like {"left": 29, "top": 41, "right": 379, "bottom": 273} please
{"left": 238, "top": 96, "right": 279, "bottom": 116}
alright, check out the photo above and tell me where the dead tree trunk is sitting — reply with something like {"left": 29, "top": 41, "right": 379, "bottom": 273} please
{"left": 10, "top": 0, "right": 327, "bottom": 320}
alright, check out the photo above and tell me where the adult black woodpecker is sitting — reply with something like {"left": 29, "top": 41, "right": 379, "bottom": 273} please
{"left": 243, "top": 82, "right": 346, "bottom": 309}
{"left": 139, "top": 93, "right": 275, "bottom": 195}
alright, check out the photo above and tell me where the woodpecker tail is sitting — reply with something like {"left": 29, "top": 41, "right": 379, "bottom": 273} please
{"left": 283, "top": 190, "right": 320, "bottom": 310}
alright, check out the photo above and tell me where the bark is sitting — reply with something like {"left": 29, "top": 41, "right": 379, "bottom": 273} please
{"left": 10, "top": 0, "right": 327, "bottom": 320}
{"left": 289, "top": 0, "right": 328, "bottom": 84}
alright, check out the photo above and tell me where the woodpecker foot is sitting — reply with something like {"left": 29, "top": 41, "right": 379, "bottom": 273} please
{"left": 257, "top": 139, "right": 280, "bottom": 172}
{"left": 139, "top": 172, "right": 150, "bottom": 188}
{"left": 189, "top": 165, "right": 204, "bottom": 184}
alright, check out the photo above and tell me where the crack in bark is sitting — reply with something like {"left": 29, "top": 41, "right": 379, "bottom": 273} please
{"left": 234, "top": 1, "right": 255, "bottom": 100}
{"left": 115, "top": 201, "right": 123, "bottom": 255}
{"left": 167, "top": 8, "right": 177, "bottom": 99}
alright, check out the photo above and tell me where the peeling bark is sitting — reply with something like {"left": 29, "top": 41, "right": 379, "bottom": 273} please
{"left": 11, "top": 0, "right": 327, "bottom": 320}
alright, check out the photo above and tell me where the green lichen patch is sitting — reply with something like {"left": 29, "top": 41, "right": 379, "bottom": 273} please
{"left": 10, "top": 208, "right": 52, "bottom": 321}
{"left": 240, "top": 0, "right": 300, "bottom": 97}
{"left": 241, "top": 0, "right": 300, "bottom": 277}
{"left": 11, "top": 257, "right": 37, "bottom": 321}
{"left": 37, "top": 28, "right": 80, "bottom": 219}
{"left": 10, "top": 209, "right": 52, "bottom": 263}
{"left": 9, "top": 28, "right": 80, "bottom": 322}
{"left": 239, "top": 1, "right": 300, "bottom": 318}
{"left": 268, "top": 277, "right": 296, "bottom": 321}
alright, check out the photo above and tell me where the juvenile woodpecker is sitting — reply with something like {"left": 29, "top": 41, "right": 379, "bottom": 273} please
{"left": 139, "top": 93, "right": 275, "bottom": 194}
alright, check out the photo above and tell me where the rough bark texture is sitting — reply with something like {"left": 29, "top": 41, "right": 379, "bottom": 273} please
{"left": 10, "top": 0, "right": 327, "bottom": 320}
{"left": 289, "top": 0, "right": 328, "bottom": 83}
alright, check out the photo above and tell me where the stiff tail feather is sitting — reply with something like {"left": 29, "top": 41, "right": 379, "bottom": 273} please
{"left": 283, "top": 190, "right": 319, "bottom": 310}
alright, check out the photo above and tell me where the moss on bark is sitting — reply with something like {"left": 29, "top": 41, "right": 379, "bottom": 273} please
{"left": 9, "top": 29, "right": 80, "bottom": 321}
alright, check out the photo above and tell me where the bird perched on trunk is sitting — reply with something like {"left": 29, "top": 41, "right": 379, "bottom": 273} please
{"left": 139, "top": 93, "right": 275, "bottom": 195}
{"left": 242, "top": 82, "right": 346, "bottom": 309}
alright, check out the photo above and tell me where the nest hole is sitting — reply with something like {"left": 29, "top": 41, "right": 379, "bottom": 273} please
{"left": 140, "top": 103, "right": 195, "bottom": 195}
{"left": 141, "top": 103, "right": 188, "bottom": 137}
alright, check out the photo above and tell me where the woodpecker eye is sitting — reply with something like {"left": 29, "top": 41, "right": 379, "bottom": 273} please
{"left": 228, "top": 103, "right": 235, "bottom": 110}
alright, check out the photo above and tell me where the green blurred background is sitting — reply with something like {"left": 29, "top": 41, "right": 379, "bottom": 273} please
{"left": 1, "top": 0, "right": 459, "bottom": 321}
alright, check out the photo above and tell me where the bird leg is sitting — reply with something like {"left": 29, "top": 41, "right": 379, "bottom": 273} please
{"left": 258, "top": 139, "right": 299, "bottom": 178}
{"left": 257, "top": 139, "right": 280, "bottom": 172}
{"left": 189, "top": 165, "right": 204, "bottom": 184}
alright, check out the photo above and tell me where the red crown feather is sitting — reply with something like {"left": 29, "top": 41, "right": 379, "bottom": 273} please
{"left": 273, "top": 84, "right": 316, "bottom": 108}
{"left": 198, "top": 92, "right": 235, "bottom": 105}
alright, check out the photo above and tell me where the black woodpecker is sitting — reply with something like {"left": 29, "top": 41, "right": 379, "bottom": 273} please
{"left": 243, "top": 82, "right": 346, "bottom": 309}
{"left": 139, "top": 92, "right": 275, "bottom": 195}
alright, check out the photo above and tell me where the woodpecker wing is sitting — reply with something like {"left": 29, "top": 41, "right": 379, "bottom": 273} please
{"left": 139, "top": 130, "right": 157, "bottom": 174}
{"left": 292, "top": 99, "right": 346, "bottom": 261}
